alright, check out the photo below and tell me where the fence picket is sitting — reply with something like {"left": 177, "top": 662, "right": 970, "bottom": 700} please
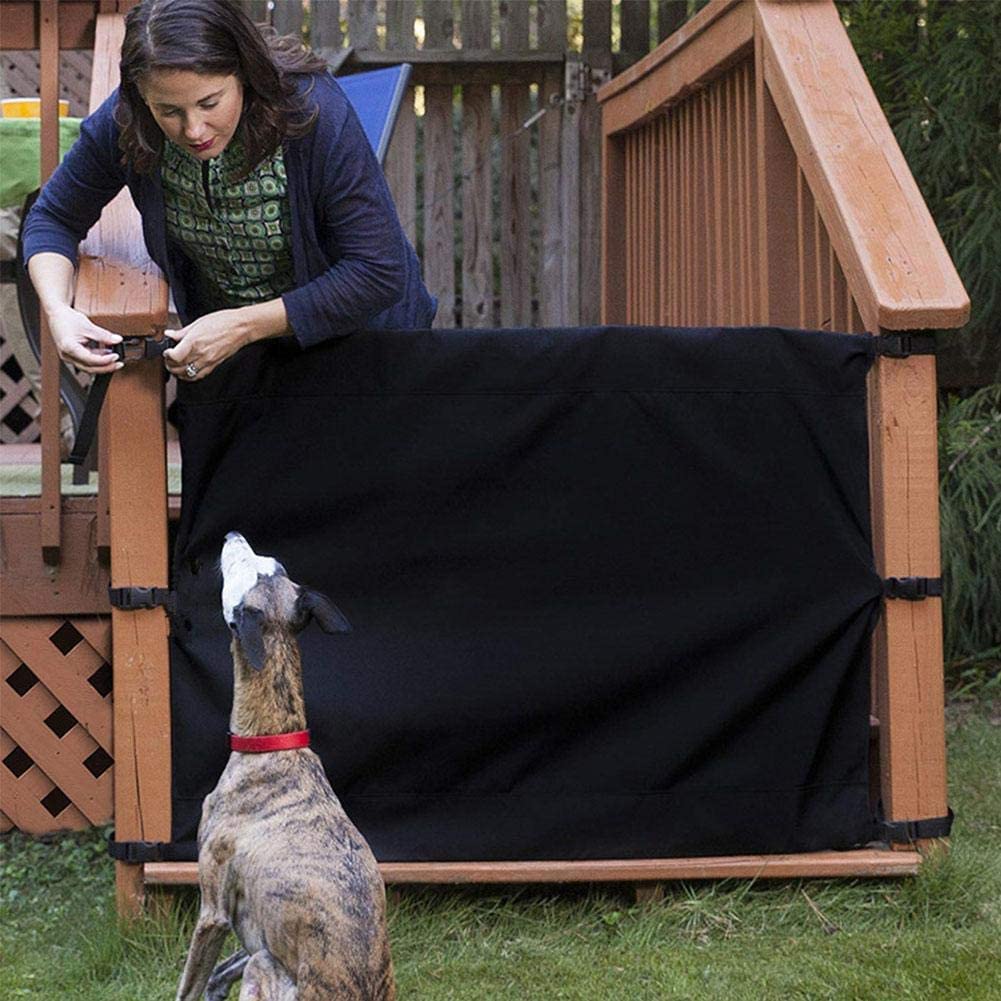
{"left": 620, "top": 0, "right": 650, "bottom": 68}
{"left": 537, "top": 0, "right": 566, "bottom": 326}
{"left": 383, "top": 1, "right": 417, "bottom": 245}
{"left": 271, "top": 0, "right": 304, "bottom": 39}
{"left": 499, "top": 1, "right": 532, "bottom": 326}
{"left": 422, "top": 0, "right": 457, "bottom": 327}
{"left": 460, "top": 0, "right": 493, "bottom": 326}
{"left": 348, "top": 0, "right": 378, "bottom": 49}
{"left": 240, "top": 0, "right": 271, "bottom": 25}
{"left": 310, "top": 0, "right": 343, "bottom": 56}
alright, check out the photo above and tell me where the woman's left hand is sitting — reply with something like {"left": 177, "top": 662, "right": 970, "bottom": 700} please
{"left": 163, "top": 309, "right": 249, "bottom": 381}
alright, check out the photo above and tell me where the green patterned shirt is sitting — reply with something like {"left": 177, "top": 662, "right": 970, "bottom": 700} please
{"left": 161, "top": 139, "right": 295, "bottom": 310}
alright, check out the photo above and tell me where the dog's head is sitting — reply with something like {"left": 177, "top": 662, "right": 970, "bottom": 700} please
{"left": 220, "top": 532, "right": 351, "bottom": 671}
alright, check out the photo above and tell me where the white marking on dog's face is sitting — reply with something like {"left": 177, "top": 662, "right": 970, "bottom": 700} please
{"left": 221, "top": 533, "right": 282, "bottom": 625}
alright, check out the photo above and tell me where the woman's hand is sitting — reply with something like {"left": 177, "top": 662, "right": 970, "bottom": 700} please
{"left": 162, "top": 309, "right": 249, "bottom": 381}
{"left": 27, "top": 252, "right": 123, "bottom": 374}
{"left": 163, "top": 300, "right": 290, "bottom": 380}
{"left": 46, "top": 302, "right": 124, "bottom": 374}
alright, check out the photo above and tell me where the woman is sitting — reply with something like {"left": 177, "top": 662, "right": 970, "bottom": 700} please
{"left": 23, "top": 0, "right": 435, "bottom": 383}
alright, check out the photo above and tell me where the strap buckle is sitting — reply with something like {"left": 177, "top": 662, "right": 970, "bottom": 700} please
{"left": 114, "top": 336, "right": 173, "bottom": 364}
{"left": 873, "top": 332, "right": 937, "bottom": 358}
{"left": 107, "top": 838, "right": 169, "bottom": 863}
{"left": 884, "top": 577, "right": 943, "bottom": 600}
{"left": 108, "top": 586, "right": 174, "bottom": 612}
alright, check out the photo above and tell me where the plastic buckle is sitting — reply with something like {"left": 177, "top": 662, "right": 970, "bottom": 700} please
{"left": 884, "top": 577, "right": 943, "bottom": 601}
{"left": 117, "top": 337, "right": 149, "bottom": 363}
{"left": 114, "top": 336, "right": 172, "bottom": 363}
{"left": 108, "top": 586, "right": 174, "bottom": 611}
{"left": 107, "top": 838, "right": 167, "bottom": 863}
{"left": 874, "top": 332, "right": 936, "bottom": 358}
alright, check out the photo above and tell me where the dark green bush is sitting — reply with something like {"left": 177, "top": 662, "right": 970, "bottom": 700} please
{"left": 938, "top": 386, "right": 1001, "bottom": 678}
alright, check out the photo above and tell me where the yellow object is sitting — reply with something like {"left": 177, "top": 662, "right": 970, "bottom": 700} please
{"left": 2, "top": 98, "right": 71, "bottom": 118}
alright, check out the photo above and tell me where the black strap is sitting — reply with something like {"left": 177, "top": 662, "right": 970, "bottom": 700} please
{"left": 884, "top": 576, "right": 943, "bottom": 600}
{"left": 107, "top": 837, "right": 196, "bottom": 863}
{"left": 67, "top": 337, "right": 174, "bottom": 466}
{"left": 109, "top": 586, "right": 175, "bottom": 611}
{"left": 878, "top": 809, "right": 954, "bottom": 845}
{"left": 873, "top": 332, "right": 937, "bottom": 358}
{"left": 68, "top": 373, "right": 113, "bottom": 465}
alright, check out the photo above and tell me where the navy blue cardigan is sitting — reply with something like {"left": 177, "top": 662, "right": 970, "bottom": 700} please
{"left": 22, "top": 73, "right": 436, "bottom": 347}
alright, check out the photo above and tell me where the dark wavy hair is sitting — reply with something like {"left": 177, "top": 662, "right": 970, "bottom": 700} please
{"left": 115, "top": 0, "right": 328, "bottom": 176}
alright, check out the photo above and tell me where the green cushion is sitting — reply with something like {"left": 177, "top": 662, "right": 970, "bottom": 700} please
{"left": 0, "top": 118, "right": 83, "bottom": 209}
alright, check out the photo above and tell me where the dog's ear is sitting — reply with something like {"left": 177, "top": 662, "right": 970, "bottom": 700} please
{"left": 232, "top": 605, "right": 268, "bottom": 670}
{"left": 297, "top": 588, "right": 352, "bottom": 634}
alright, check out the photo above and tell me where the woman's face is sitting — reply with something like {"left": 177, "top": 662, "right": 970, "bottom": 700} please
{"left": 141, "top": 69, "right": 244, "bottom": 159}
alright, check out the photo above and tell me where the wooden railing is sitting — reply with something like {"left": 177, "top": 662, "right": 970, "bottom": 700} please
{"left": 599, "top": 0, "right": 969, "bottom": 852}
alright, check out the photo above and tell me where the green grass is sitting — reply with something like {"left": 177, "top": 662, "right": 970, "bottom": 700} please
{"left": 3, "top": 697, "right": 999, "bottom": 1000}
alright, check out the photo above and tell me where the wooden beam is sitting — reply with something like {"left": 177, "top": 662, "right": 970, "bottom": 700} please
{"left": 0, "top": 2, "right": 99, "bottom": 50}
{"left": 146, "top": 848, "right": 923, "bottom": 888}
{"left": 599, "top": 1, "right": 752, "bottom": 137}
{"left": 74, "top": 17, "right": 170, "bottom": 332}
{"left": 598, "top": 0, "right": 745, "bottom": 106}
{"left": 342, "top": 50, "right": 564, "bottom": 87}
{"left": 38, "top": 0, "right": 62, "bottom": 565}
{"left": 754, "top": 0, "right": 968, "bottom": 331}
{"left": 868, "top": 348, "right": 949, "bottom": 844}
{"left": 106, "top": 363, "right": 171, "bottom": 919}
{"left": 0, "top": 502, "right": 110, "bottom": 615}
{"left": 72, "top": 10, "right": 171, "bottom": 919}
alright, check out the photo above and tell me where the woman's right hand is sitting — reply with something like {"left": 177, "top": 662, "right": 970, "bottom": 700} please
{"left": 45, "top": 302, "right": 124, "bottom": 374}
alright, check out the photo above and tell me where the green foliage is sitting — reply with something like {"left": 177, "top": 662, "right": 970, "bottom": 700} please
{"left": 939, "top": 385, "right": 1001, "bottom": 675}
{"left": 840, "top": 1, "right": 1001, "bottom": 381}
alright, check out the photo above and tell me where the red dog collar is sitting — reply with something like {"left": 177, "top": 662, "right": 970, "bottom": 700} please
{"left": 229, "top": 730, "right": 310, "bottom": 753}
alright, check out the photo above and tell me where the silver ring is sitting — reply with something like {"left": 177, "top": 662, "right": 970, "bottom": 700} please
{"left": 184, "top": 362, "right": 199, "bottom": 379}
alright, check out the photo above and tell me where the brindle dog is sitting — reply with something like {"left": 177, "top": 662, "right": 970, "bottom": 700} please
{"left": 176, "top": 532, "right": 395, "bottom": 1001}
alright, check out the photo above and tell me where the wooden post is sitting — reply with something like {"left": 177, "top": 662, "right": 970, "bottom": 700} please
{"left": 869, "top": 349, "right": 949, "bottom": 847}
{"left": 38, "top": 0, "right": 61, "bottom": 564}
{"left": 73, "top": 11, "right": 172, "bottom": 917}
{"left": 107, "top": 363, "right": 171, "bottom": 917}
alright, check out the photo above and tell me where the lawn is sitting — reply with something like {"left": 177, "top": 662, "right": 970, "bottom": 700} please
{"left": 2, "top": 696, "right": 998, "bottom": 1000}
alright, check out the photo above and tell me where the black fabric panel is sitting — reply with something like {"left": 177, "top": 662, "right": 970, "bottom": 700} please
{"left": 168, "top": 325, "right": 881, "bottom": 861}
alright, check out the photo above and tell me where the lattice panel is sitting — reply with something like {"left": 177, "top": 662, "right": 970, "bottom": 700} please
{"left": 1, "top": 616, "right": 113, "bottom": 834}
{"left": 0, "top": 50, "right": 94, "bottom": 117}
{"left": 0, "top": 331, "right": 41, "bottom": 444}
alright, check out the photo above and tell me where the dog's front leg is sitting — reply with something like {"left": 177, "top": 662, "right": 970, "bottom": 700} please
{"left": 176, "top": 909, "right": 230, "bottom": 1001}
